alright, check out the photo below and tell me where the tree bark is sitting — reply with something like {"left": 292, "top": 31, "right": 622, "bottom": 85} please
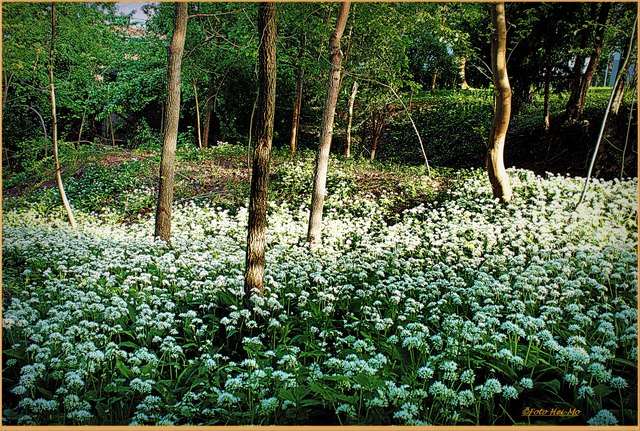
{"left": 611, "top": 38, "right": 636, "bottom": 115}
{"left": 289, "top": 32, "right": 305, "bottom": 156}
{"left": 431, "top": 70, "right": 437, "bottom": 95}
{"left": 49, "top": 3, "right": 77, "bottom": 228}
{"left": 154, "top": 2, "right": 188, "bottom": 244}
{"left": 202, "top": 74, "right": 214, "bottom": 148}
{"left": 487, "top": 2, "right": 512, "bottom": 203}
{"left": 344, "top": 81, "right": 358, "bottom": 158}
{"left": 543, "top": 66, "right": 551, "bottom": 132}
{"left": 566, "top": 3, "right": 611, "bottom": 122}
{"left": 458, "top": 57, "right": 469, "bottom": 89}
{"left": 244, "top": 2, "right": 277, "bottom": 297}
{"left": 193, "top": 78, "right": 203, "bottom": 153}
{"left": 370, "top": 109, "right": 385, "bottom": 162}
{"left": 307, "top": 2, "right": 350, "bottom": 249}
{"left": 202, "top": 40, "right": 220, "bottom": 149}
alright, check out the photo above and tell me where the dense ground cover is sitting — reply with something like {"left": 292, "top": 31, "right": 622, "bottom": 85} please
{"left": 2, "top": 149, "right": 637, "bottom": 425}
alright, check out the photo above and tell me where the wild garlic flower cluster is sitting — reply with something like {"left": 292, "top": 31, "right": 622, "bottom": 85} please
{"left": 2, "top": 167, "right": 636, "bottom": 425}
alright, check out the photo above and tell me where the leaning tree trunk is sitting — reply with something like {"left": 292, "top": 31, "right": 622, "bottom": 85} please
{"left": 154, "top": 2, "right": 188, "bottom": 244}
{"left": 566, "top": 2, "right": 611, "bottom": 122}
{"left": 344, "top": 81, "right": 358, "bottom": 157}
{"left": 244, "top": 2, "right": 277, "bottom": 297}
{"left": 49, "top": 3, "right": 77, "bottom": 228}
{"left": 307, "top": 1, "right": 350, "bottom": 249}
{"left": 486, "top": 2, "right": 512, "bottom": 203}
{"left": 289, "top": 32, "right": 305, "bottom": 157}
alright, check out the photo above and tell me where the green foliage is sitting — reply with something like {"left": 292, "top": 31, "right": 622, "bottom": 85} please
{"left": 385, "top": 90, "right": 493, "bottom": 167}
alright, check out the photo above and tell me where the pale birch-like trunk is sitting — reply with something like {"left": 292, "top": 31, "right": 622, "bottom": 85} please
{"left": 49, "top": 3, "right": 77, "bottom": 228}
{"left": 344, "top": 81, "right": 358, "bottom": 157}
{"left": 289, "top": 33, "right": 305, "bottom": 156}
{"left": 307, "top": 2, "right": 350, "bottom": 248}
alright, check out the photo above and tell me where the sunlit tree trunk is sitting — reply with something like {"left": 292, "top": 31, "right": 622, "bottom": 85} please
{"left": 244, "top": 2, "right": 277, "bottom": 297}
{"left": 566, "top": 3, "right": 611, "bottom": 122}
{"left": 155, "top": 2, "right": 188, "bottom": 243}
{"left": 486, "top": 2, "right": 512, "bottom": 203}
{"left": 289, "top": 33, "right": 305, "bottom": 157}
{"left": 543, "top": 67, "right": 551, "bottom": 132}
{"left": 431, "top": 70, "right": 437, "bottom": 95}
{"left": 458, "top": 57, "right": 469, "bottom": 89}
{"left": 49, "top": 3, "right": 77, "bottom": 228}
{"left": 307, "top": 2, "right": 350, "bottom": 249}
{"left": 344, "top": 81, "right": 358, "bottom": 157}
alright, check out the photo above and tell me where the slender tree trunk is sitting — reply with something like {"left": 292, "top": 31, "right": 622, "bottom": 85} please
{"left": 487, "top": 2, "right": 512, "bottom": 203}
{"left": 108, "top": 113, "right": 116, "bottom": 146}
{"left": 154, "top": 2, "right": 188, "bottom": 244}
{"left": 603, "top": 54, "right": 612, "bottom": 86}
{"left": 307, "top": 1, "right": 350, "bottom": 249}
{"left": 370, "top": 110, "right": 385, "bottom": 162}
{"left": 49, "top": 3, "right": 77, "bottom": 228}
{"left": 289, "top": 33, "right": 305, "bottom": 156}
{"left": 338, "top": 23, "right": 353, "bottom": 89}
{"left": 566, "top": 3, "right": 611, "bottom": 122}
{"left": 2, "top": 73, "right": 11, "bottom": 107}
{"left": 193, "top": 79, "right": 203, "bottom": 153}
{"left": 543, "top": 67, "right": 551, "bottom": 132}
{"left": 202, "top": 39, "right": 220, "bottom": 148}
{"left": 77, "top": 109, "right": 86, "bottom": 148}
{"left": 244, "top": 2, "right": 277, "bottom": 297}
{"left": 458, "top": 57, "right": 469, "bottom": 89}
{"left": 202, "top": 74, "right": 214, "bottom": 148}
{"left": 431, "top": 70, "right": 437, "bottom": 95}
{"left": 344, "top": 81, "right": 358, "bottom": 157}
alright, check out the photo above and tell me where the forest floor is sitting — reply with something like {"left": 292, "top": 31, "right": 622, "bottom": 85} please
{"left": 2, "top": 142, "right": 637, "bottom": 426}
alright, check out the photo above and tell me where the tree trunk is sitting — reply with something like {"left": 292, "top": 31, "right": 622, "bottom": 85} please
{"left": 202, "top": 74, "right": 214, "bottom": 148}
{"left": 244, "top": 2, "right": 277, "bottom": 297}
{"left": 154, "top": 2, "right": 188, "bottom": 244}
{"left": 458, "top": 57, "right": 469, "bottom": 89}
{"left": 431, "top": 70, "right": 437, "bottom": 95}
{"left": 108, "top": 113, "right": 116, "bottom": 146}
{"left": 193, "top": 79, "right": 203, "bottom": 153}
{"left": 289, "top": 32, "right": 305, "bottom": 156}
{"left": 611, "top": 38, "right": 636, "bottom": 115}
{"left": 49, "top": 3, "right": 77, "bottom": 228}
{"left": 2, "top": 73, "right": 11, "bottom": 107}
{"left": 487, "top": 2, "right": 512, "bottom": 203}
{"left": 543, "top": 66, "right": 551, "bottom": 132}
{"left": 344, "top": 81, "right": 358, "bottom": 157}
{"left": 202, "top": 39, "right": 220, "bottom": 149}
{"left": 566, "top": 2, "right": 611, "bottom": 122}
{"left": 307, "top": 2, "right": 350, "bottom": 249}
{"left": 370, "top": 109, "right": 385, "bottom": 162}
